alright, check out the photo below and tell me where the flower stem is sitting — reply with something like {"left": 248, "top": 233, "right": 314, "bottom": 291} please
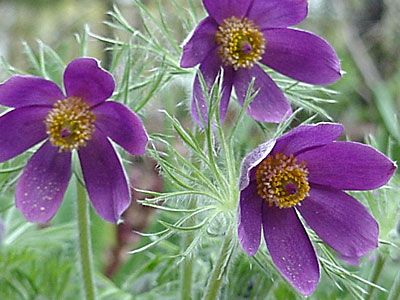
{"left": 76, "top": 179, "right": 97, "bottom": 300}
{"left": 201, "top": 229, "right": 234, "bottom": 300}
{"left": 365, "top": 253, "right": 385, "bottom": 300}
{"left": 388, "top": 264, "right": 400, "bottom": 300}
{"left": 180, "top": 231, "right": 195, "bottom": 300}
{"left": 180, "top": 199, "right": 196, "bottom": 300}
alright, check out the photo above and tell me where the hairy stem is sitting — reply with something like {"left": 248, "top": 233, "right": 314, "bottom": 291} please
{"left": 180, "top": 199, "right": 196, "bottom": 300}
{"left": 180, "top": 232, "right": 195, "bottom": 300}
{"left": 201, "top": 229, "right": 234, "bottom": 300}
{"left": 365, "top": 253, "right": 385, "bottom": 300}
{"left": 388, "top": 266, "right": 400, "bottom": 300}
{"left": 77, "top": 180, "right": 97, "bottom": 300}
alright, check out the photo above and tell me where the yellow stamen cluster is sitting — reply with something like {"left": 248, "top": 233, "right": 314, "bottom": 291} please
{"left": 256, "top": 153, "right": 310, "bottom": 208}
{"left": 216, "top": 16, "right": 266, "bottom": 70}
{"left": 45, "top": 96, "right": 96, "bottom": 152}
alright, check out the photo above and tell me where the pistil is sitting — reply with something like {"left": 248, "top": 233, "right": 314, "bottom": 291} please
{"left": 215, "top": 16, "right": 266, "bottom": 70}
{"left": 45, "top": 97, "right": 96, "bottom": 152}
{"left": 255, "top": 153, "right": 310, "bottom": 208}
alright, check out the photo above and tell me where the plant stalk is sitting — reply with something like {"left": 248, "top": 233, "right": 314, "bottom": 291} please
{"left": 388, "top": 264, "right": 400, "bottom": 300}
{"left": 77, "top": 180, "right": 97, "bottom": 300}
{"left": 180, "top": 199, "right": 196, "bottom": 300}
{"left": 365, "top": 253, "right": 386, "bottom": 300}
{"left": 201, "top": 230, "right": 234, "bottom": 300}
{"left": 180, "top": 231, "right": 195, "bottom": 300}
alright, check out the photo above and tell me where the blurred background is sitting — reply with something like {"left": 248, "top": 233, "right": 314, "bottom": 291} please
{"left": 0, "top": 0, "right": 399, "bottom": 299}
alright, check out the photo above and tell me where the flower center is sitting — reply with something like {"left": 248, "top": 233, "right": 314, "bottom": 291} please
{"left": 215, "top": 16, "right": 266, "bottom": 70}
{"left": 255, "top": 153, "right": 310, "bottom": 208}
{"left": 45, "top": 97, "right": 96, "bottom": 152}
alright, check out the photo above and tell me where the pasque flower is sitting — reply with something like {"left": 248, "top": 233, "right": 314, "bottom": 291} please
{"left": 0, "top": 58, "right": 148, "bottom": 223}
{"left": 181, "top": 0, "right": 341, "bottom": 124}
{"left": 238, "top": 123, "right": 396, "bottom": 295}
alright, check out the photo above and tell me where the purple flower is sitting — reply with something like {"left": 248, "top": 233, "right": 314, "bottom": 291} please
{"left": 238, "top": 123, "right": 396, "bottom": 295}
{"left": 0, "top": 58, "right": 148, "bottom": 223}
{"left": 180, "top": 0, "right": 341, "bottom": 124}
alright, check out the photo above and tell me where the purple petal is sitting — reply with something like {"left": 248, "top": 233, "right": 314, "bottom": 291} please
{"left": 238, "top": 183, "right": 263, "bottom": 255}
{"left": 191, "top": 50, "right": 232, "bottom": 125}
{"left": 0, "top": 75, "right": 64, "bottom": 108}
{"left": 261, "top": 29, "right": 341, "bottom": 85}
{"left": 78, "top": 130, "right": 130, "bottom": 223}
{"left": 180, "top": 17, "right": 219, "bottom": 68}
{"left": 92, "top": 101, "right": 148, "bottom": 156}
{"left": 272, "top": 123, "right": 344, "bottom": 156}
{"left": 219, "top": 67, "right": 233, "bottom": 123}
{"left": 239, "top": 139, "right": 276, "bottom": 190}
{"left": 297, "top": 142, "right": 397, "bottom": 190}
{"left": 233, "top": 65, "right": 292, "bottom": 123}
{"left": 15, "top": 141, "right": 71, "bottom": 223}
{"left": 192, "top": 51, "right": 221, "bottom": 124}
{"left": 64, "top": 58, "right": 115, "bottom": 106}
{"left": 247, "top": 0, "right": 308, "bottom": 29}
{"left": 298, "top": 185, "right": 379, "bottom": 258}
{"left": 203, "top": 0, "right": 252, "bottom": 24}
{"left": 263, "top": 204, "right": 319, "bottom": 296}
{"left": 0, "top": 106, "right": 50, "bottom": 162}
{"left": 339, "top": 255, "right": 361, "bottom": 266}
